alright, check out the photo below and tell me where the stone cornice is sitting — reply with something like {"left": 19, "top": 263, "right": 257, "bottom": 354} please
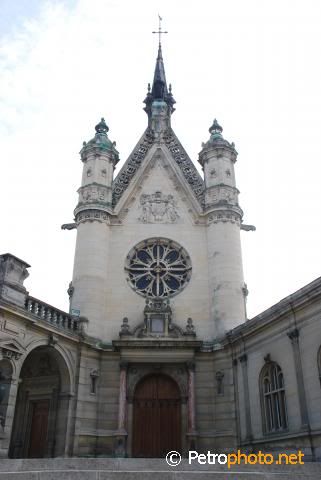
{"left": 113, "top": 339, "right": 202, "bottom": 350}
{"left": 225, "top": 275, "right": 321, "bottom": 343}
{"left": 74, "top": 208, "right": 111, "bottom": 224}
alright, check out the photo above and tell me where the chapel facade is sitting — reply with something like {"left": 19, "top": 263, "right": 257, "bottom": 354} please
{"left": 0, "top": 44, "right": 321, "bottom": 460}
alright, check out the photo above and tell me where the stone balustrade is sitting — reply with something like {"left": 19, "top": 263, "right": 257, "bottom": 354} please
{"left": 25, "top": 296, "right": 79, "bottom": 333}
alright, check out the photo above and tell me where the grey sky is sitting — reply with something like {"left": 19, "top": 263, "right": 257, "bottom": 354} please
{"left": 1, "top": 0, "right": 321, "bottom": 321}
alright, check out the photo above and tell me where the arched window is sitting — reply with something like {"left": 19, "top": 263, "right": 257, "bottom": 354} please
{"left": 260, "top": 362, "right": 288, "bottom": 434}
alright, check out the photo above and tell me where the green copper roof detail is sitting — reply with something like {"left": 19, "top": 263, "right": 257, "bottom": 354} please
{"left": 209, "top": 119, "right": 223, "bottom": 136}
{"left": 95, "top": 118, "right": 109, "bottom": 134}
{"left": 81, "top": 117, "right": 119, "bottom": 164}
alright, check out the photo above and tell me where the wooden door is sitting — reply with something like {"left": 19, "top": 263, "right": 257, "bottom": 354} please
{"left": 28, "top": 400, "right": 50, "bottom": 458}
{"left": 132, "top": 374, "right": 181, "bottom": 458}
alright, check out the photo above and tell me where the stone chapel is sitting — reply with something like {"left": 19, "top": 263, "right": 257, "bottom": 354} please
{"left": 0, "top": 41, "right": 321, "bottom": 460}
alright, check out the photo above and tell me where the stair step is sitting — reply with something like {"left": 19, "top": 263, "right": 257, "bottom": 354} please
{"left": 0, "top": 459, "right": 320, "bottom": 480}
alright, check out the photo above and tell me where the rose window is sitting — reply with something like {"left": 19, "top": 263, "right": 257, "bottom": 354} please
{"left": 125, "top": 238, "right": 192, "bottom": 298}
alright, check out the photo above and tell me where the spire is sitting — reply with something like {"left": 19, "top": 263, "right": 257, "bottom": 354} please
{"left": 144, "top": 17, "right": 175, "bottom": 120}
{"left": 151, "top": 43, "right": 168, "bottom": 100}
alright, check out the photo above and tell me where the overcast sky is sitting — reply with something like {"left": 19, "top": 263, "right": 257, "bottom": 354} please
{"left": 1, "top": 0, "right": 321, "bottom": 320}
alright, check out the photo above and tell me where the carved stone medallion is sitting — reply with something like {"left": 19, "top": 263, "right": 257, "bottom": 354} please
{"left": 138, "top": 191, "right": 179, "bottom": 223}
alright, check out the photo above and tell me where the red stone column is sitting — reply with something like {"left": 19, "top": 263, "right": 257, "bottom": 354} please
{"left": 115, "top": 362, "right": 128, "bottom": 457}
{"left": 118, "top": 362, "right": 127, "bottom": 432}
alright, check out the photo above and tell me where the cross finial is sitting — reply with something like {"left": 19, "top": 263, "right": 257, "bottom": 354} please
{"left": 152, "top": 14, "right": 168, "bottom": 46}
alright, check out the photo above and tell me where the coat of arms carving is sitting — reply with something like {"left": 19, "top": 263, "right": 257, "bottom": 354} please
{"left": 138, "top": 191, "right": 179, "bottom": 223}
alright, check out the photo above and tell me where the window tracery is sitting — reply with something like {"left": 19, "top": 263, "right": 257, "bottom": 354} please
{"left": 125, "top": 238, "right": 191, "bottom": 298}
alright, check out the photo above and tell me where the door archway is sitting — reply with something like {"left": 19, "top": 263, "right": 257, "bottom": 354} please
{"left": 132, "top": 374, "right": 181, "bottom": 458}
{"left": 9, "top": 346, "right": 71, "bottom": 458}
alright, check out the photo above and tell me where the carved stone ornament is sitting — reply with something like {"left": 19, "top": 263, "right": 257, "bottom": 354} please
{"left": 207, "top": 212, "right": 241, "bottom": 226}
{"left": 125, "top": 298, "right": 195, "bottom": 340}
{"left": 61, "top": 223, "right": 76, "bottom": 231}
{"left": 119, "top": 317, "right": 132, "bottom": 337}
{"left": 112, "top": 128, "right": 154, "bottom": 206}
{"left": 184, "top": 318, "right": 196, "bottom": 336}
{"left": 67, "top": 282, "right": 74, "bottom": 299}
{"left": 0, "top": 340, "right": 25, "bottom": 362}
{"left": 264, "top": 353, "right": 271, "bottom": 364}
{"left": 112, "top": 127, "right": 205, "bottom": 208}
{"left": 78, "top": 184, "right": 110, "bottom": 204}
{"left": 162, "top": 128, "right": 205, "bottom": 206}
{"left": 138, "top": 191, "right": 179, "bottom": 223}
{"left": 205, "top": 185, "right": 238, "bottom": 207}
{"left": 75, "top": 209, "right": 110, "bottom": 225}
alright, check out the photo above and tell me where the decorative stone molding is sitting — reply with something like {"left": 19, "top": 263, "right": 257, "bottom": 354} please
{"left": 162, "top": 128, "right": 205, "bottom": 205}
{"left": 134, "top": 298, "right": 173, "bottom": 338}
{"left": 0, "top": 340, "right": 25, "bottom": 363}
{"left": 0, "top": 348, "right": 21, "bottom": 361}
{"left": 205, "top": 184, "right": 239, "bottom": 207}
{"left": 75, "top": 209, "right": 111, "bottom": 225}
{"left": 77, "top": 184, "right": 111, "bottom": 205}
{"left": 112, "top": 128, "right": 155, "bottom": 206}
{"left": 207, "top": 212, "right": 242, "bottom": 226}
{"left": 138, "top": 191, "right": 179, "bottom": 223}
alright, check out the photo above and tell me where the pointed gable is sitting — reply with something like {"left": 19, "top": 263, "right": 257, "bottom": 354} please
{"left": 112, "top": 127, "right": 204, "bottom": 208}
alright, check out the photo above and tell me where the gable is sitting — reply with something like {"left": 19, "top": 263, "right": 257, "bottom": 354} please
{"left": 112, "top": 127, "right": 204, "bottom": 209}
{"left": 113, "top": 144, "right": 204, "bottom": 224}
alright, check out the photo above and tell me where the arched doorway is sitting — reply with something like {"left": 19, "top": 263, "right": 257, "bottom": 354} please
{"left": 132, "top": 374, "right": 181, "bottom": 458}
{"left": 9, "top": 346, "right": 71, "bottom": 458}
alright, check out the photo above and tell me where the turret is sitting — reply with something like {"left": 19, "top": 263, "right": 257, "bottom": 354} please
{"left": 74, "top": 118, "right": 119, "bottom": 219}
{"left": 69, "top": 119, "right": 118, "bottom": 339}
{"left": 199, "top": 120, "right": 246, "bottom": 336}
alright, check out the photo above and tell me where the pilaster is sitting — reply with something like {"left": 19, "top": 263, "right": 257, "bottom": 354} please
{"left": 239, "top": 353, "right": 253, "bottom": 442}
{"left": 287, "top": 328, "right": 310, "bottom": 430}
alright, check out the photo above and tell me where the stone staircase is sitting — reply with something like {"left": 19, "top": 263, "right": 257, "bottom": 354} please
{"left": 0, "top": 458, "right": 321, "bottom": 479}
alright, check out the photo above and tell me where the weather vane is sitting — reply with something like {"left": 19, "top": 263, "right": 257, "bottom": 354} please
{"left": 152, "top": 14, "right": 168, "bottom": 45}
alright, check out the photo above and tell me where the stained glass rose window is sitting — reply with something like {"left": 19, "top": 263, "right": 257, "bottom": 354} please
{"left": 125, "top": 238, "right": 191, "bottom": 298}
